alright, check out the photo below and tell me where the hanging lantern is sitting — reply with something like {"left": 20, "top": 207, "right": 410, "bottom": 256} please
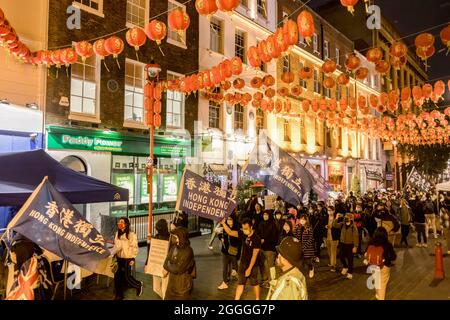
{"left": 247, "top": 46, "right": 261, "bottom": 68}
{"left": 275, "top": 100, "right": 283, "bottom": 113}
{"left": 310, "top": 99, "right": 319, "bottom": 113}
{"left": 355, "top": 67, "right": 369, "bottom": 80}
{"left": 339, "top": 98, "right": 348, "bottom": 111}
{"left": 50, "top": 50, "right": 62, "bottom": 68}
{"left": 277, "top": 87, "right": 289, "bottom": 97}
{"left": 93, "top": 39, "right": 110, "bottom": 60}
{"left": 322, "top": 60, "right": 337, "bottom": 75}
{"left": 233, "top": 78, "right": 245, "bottom": 90}
{"left": 250, "top": 77, "right": 263, "bottom": 89}
{"left": 299, "top": 66, "right": 313, "bottom": 80}
{"left": 252, "top": 100, "right": 261, "bottom": 109}
{"left": 291, "top": 85, "right": 302, "bottom": 97}
{"left": 345, "top": 54, "right": 361, "bottom": 71}
{"left": 195, "top": 0, "right": 218, "bottom": 18}
{"left": 275, "top": 27, "right": 288, "bottom": 54}
{"left": 267, "top": 100, "right": 274, "bottom": 112}
{"left": 74, "top": 41, "right": 94, "bottom": 62}
{"left": 202, "top": 71, "right": 211, "bottom": 88}
{"left": 126, "top": 27, "right": 147, "bottom": 52}
{"left": 281, "top": 71, "right": 295, "bottom": 85}
{"left": 338, "top": 73, "right": 350, "bottom": 85}
{"left": 257, "top": 40, "right": 271, "bottom": 63}
{"left": 434, "top": 80, "right": 445, "bottom": 98}
{"left": 376, "top": 105, "right": 386, "bottom": 113}
{"left": 253, "top": 92, "right": 263, "bottom": 101}
{"left": 216, "top": 0, "right": 241, "bottom": 13}
{"left": 349, "top": 97, "right": 357, "bottom": 110}
{"left": 415, "top": 33, "right": 435, "bottom": 52}
{"left": 0, "top": 8, "right": 4, "bottom": 26}
{"left": 221, "top": 80, "right": 231, "bottom": 91}
{"left": 145, "top": 20, "right": 167, "bottom": 45}
{"left": 440, "top": 25, "right": 450, "bottom": 54}
{"left": 231, "top": 57, "right": 243, "bottom": 75}
{"left": 369, "top": 94, "right": 379, "bottom": 109}
{"left": 266, "top": 34, "right": 281, "bottom": 59}
{"left": 0, "top": 20, "right": 11, "bottom": 37}
{"left": 302, "top": 100, "right": 310, "bottom": 113}
{"left": 283, "top": 19, "right": 299, "bottom": 48}
{"left": 297, "top": 10, "right": 315, "bottom": 45}
{"left": 366, "top": 47, "right": 383, "bottom": 63}
{"left": 168, "top": 8, "right": 190, "bottom": 39}
{"left": 422, "top": 83, "right": 433, "bottom": 100}
{"left": 284, "top": 100, "right": 292, "bottom": 113}
{"left": 323, "top": 77, "right": 336, "bottom": 89}
{"left": 416, "top": 45, "right": 435, "bottom": 63}
{"left": 60, "top": 48, "right": 78, "bottom": 67}
{"left": 219, "top": 60, "right": 233, "bottom": 80}
{"left": 390, "top": 42, "right": 407, "bottom": 58}
{"left": 319, "top": 99, "right": 328, "bottom": 112}
{"left": 265, "top": 88, "right": 275, "bottom": 99}
{"left": 358, "top": 96, "right": 367, "bottom": 109}
{"left": 104, "top": 36, "right": 124, "bottom": 59}
{"left": 263, "top": 75, "right": 275, "bottom": 87}
{"left": 340, "top": 0, "right": 359, "bottom": 14}
{"left": 375, "top": 60, "right": 390, "bottom": 75}
{"left": 390, "top": 55, "right": 407, "bottom": 70}
{"left": 412, "top": 86, "right": 423, "bottom": 107}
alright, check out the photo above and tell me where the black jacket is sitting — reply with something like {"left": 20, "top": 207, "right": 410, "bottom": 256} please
{"left": 374, "top": 210, "right": 400, "bottom": 233}
{"left": 257, "top": 215, "right": 279, "bottom": 252}
{"left": 218, "top": 217, "right": 241, "bottom": 258}
{"left": 310, "top": 211, "right": 327, "bottom": 238}
{"left": 164, "top": 227, "right": 195, "bottom": 300}
{"left": 412, "top": 202, "right": 426, "bottom": 223}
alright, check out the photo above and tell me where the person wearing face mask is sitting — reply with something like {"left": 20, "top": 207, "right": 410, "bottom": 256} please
{"left": 252, "top": 203, "right": 264, "bottom": 229}
{"left": 280, "top": 220, "right": 294, "bottom": 243}
{"left": 163, "top": 227, "right": 196, "bottom": 300}
{"left": 424, "top": 193, "right": 438, "bottom": 239}
{"left": 326, "top": 206, "right": 340, "bottom": 272}
{"left": 266, "top": 237, "right": 308, "bottom": 300}
{"left": 310, "top": 202, "right": 327, "bottom": 263}
{"left": 294, "top": 215, "right": 315, "bottom": 278}
{"left": 353, "top": 202, "right": 364, "bottom": 258}
{"left": 221, "top": 217, "right": 261, "bottom": 300}
{"left": 217, "top": 215, "right": 241, "bottom": 290}
{"left": 412, "top": 200, "right": 427, "bottom": 247}
{"left": 257, "top": 210, "right": 278, "bottom": 288}
{"left": 113, "top": 217, "right": 143, "bottom": 300}
{"left": 286, "top": 204, "right": 299, "bottom": 227}
{"left": 273, "top": 210, "right": 285, "bottom": 237}
{"left": 333, "top": 213, "right": 359, "bottom": 280}
{"left": 399, "top": 199, "right": 412, "bottom": 248}
{"left": 374, "top": 203, "right": 400, "bottom": 246}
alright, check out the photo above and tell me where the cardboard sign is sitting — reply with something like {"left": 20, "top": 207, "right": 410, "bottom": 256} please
{"left": 264, "top": 195, "right": 277, "bottom": 210}
{"left": 145, "top": 239, "right": 170, "bottom": 278}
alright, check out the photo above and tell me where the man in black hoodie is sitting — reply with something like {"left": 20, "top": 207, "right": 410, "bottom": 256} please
{"left": 374, "top": 204, "right": 400, "bottom": 246}
{"left": 257, "top": 210, "right": 278, "bottom": 288}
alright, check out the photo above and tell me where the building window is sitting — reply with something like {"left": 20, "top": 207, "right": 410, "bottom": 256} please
{"left": 256, "top": 108, "right": 264, "bottom": 134}
{"left": 301, "top": 117, "right": 307, "bottom": 144}
{"left": 315, "top": 120, "right": 322, "bottom": 146}
{"left": 210, "top": 17, "right": 223, "bottom": 54}
{"left": 313, "top": 69, "right": 320, "bottom": 93}
{"left": 326, "top": 128, "right": 332, "bottom": 148}
{"left": 336, "top": 83, "right": 341, "bottom": 100}
{"left": 73, "top": 0, "right": 104, "bottom": 16}
{"left": 235, "top": 29, "right": 246, "bottom": 63}
{"left": 166, "top": 72, "right": 184, "bottom": 128}
{"left": 335, "top": 47, "right": 340, "bottom": 65}
{"left": 337, "top": 128, "right": 342, "bottom": 149}
{"left": 324, "top": 87, "right": 331, "bottom": 98}
{"left": 126, "top": 0, "right": 148, "bottom": 28}
{"left": 346, "top": 86, "right": 350, "bottom": 100}
{"left": 375, "top": 140, "right": 380, "bottom": 160}
{"left": 257, "top": 0, "right": 267, "bottom": 18}
{"left": 348, "top": 132, "right": 353, "bottom": 151}
{"left": 324, "top": 41, "right": 329, "bottom": 60}
{"left": 234, "top": 104, "right": 244, "bottom": 130}
{"left": 168, "top": 0, "right": 187, "bottom": 47}
{"left": 125, "top": 59, "right": 145, "bottom": 123}
{"left": 209, "top": 101, "right": 221, "bottom": 129}
{"left": 283, "top": 120, "right": 291, "bottom": 142}
{"left": 283, "top": 55, "right": 290, "bottom": 73}
{"left": 313, "top": 34, "right": 319, "bottom": 53}
{"left": 299, "top": 61, "right": 307, "bottom": 88}
{"left": 70, "top": 53, "right": 99, "bottom": 116}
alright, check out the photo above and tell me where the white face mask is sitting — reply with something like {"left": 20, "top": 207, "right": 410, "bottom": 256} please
{"left": 243, "top": 229, "right": 251, "bottom": 236}
{"left": 283, "top": 225, "right": 290, "bottom": 232}
{"left": 276, "top": 214, "right": 282, "bottom": 220}
{"left": 263, "top": 215, "right": 269, "bottom": 221}
{"left": 300, "top": 220, "right": 306, "bottom": 226}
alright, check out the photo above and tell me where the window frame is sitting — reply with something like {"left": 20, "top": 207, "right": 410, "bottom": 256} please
{"left": 165, "top": 70, "right": 185, "bottom": 129}
{"left": 210, "top": 16, "right": 224, "bottom": 54}
{"left": 283, "top": 55, "right": 290, "bottom": 73}
{"left": 257, "top": 0, "right": 267, "bottom": 19}
{"left": 299, "top": 60, "right": 307, "bottom": 88}
{"left": 313, "top": 33, "right": 319, "bottom": 53}
{"left": 126, "top": 0, "right": 150, "bottom": 29}
{"left": 235, "top": 29, "right": 247, "bottom": 64}
{"left": 313, "top": 68, "right": 320, "bottom": 93}
{"left": 124, "top": 58, "right": 146, "bottom": 128}
{"left": 324, "top": 40, "right": 329, "bottom": 60}
{"left": 335, "top": 47, "right": 341, "bottom": 66}
{"left": 69, "top": 48, "right": 101, "bottom": 123}
{"left": 167, "top": 0, "right": 187, "bottom": 49}
{"left": 208, "top": 100, "right": 221, "bottom": 129}
{"left": 72, "top": 0, "right": 104, "bottom": 18}
{"left": 256, "top": 108, "right": 264, "bottom": 134}
{"left": 283, "top": 119, "right": 291, "bottom": 142}
{"left": 234, "top": 104, "right": 245, "bottom": 131}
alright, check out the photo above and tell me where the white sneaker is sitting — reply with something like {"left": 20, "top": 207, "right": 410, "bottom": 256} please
{"left": 208, "top": 245, "right": 214, "bottom": 250}
{"left": 423, "top": 243, "right": 428, "bottom": 248}
{"left": 434, "top": 234, "right": 438, "bottom": 239}
{"left": 309, "top": 269, "right": 315, "bottom": 278}
{"left": 314, "top": 257, "right": 320, "bottom": 263}
{"left": 217, "top": 282, "right": 228, "bottom": 290}
{"left": 416, "top": 243, "right": 422, "bottom": 247}
{"left": 231, "top": 269, "right": 238, "bottom": 278}
{"left": 341, "top": 268, "right": 348, "bottom": 275}
{"left": 346, "top": 273, "right": 353, "bottom": 280}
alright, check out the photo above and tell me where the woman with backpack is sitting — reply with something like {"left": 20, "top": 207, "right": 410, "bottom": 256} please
{"left": 365, "top": 227, "right": 397, "bottom": 300}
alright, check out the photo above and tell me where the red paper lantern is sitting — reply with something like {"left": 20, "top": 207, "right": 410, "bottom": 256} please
{"left": 275, "top": 28, "right": 288, "bottom": 53}
{"left": 281, "top": 72, "right": 295, "bottom": 85}
{"left": 311, "top": 99, "right": 319, "bottom": 113}
{"left": 211, "top": 66, "right": 222, "bottom": 86}
{"left": 263, "top": 75, "right": 275, "bottom": 87}
{"left": 434, "top": 80, "right": 445, "bottom": 98}
{"left": 154, "top": 114, "right": 162, "bottom": 128}
{"left": 338, "top": 73, "right": 350, "bottom": 85}
{"left": 265, "top": 88, "right": 275, "bottom": 99}
{"left": 60, "top": 48, "right": 78, "bottom": 67}
{"left": 277, "top": 87, "right": 289, "bottom": 97}
{"left": 221, "top": 80, "right": 231, "bottom": 91}
{"left": 369, "top": 94, "right": 379, "bottom": 108}
{"left": 253, "top": 92, "right": 264, "bottom": 101}
{"left": 231, "top": 57, "right": 243, "bottom": 75}
{"left": 0, "top": 8, "right": 4, "bottom": 26}
{"left": 126, "top": 27, "right": 147, "bottom": 51}
{"left": 291, "top": 85, "right": 302, "bottom": 97}
{"left": 390, "top": 55, "right": 407, "bottom": 70}
{"left": 375, "top": 60, "right": 390, "bottom": 75}
{"left": 416, "top": 45, "right": 435, "bottom": 61}
{"left": 297, "top": 10, "right": 315, "bottom": 45}
{"left": 302, "top": 100, "right": 310, "bottom": 113}
{"left": 345, "top": 54, "right": 360, "bottom": 71}
{"left": 422, "top": 84, "right": 433, "bottom": 100}
{"left": 284, "top": 100, "right": 292, "bottom": 113}
{"left": 257, "top": 40, "right": 271, "bottom": 63}
{"left": 247, "top": 46, "right": 261, "bottom": 68}
{"left": 105, "top": 36, "right": 124, "bottom": 58}
{"left": 358, "top": 96, "right": 367, "bottom": 109}
{"left": 266, "top": 34, "right": 281, "bottom": 59}
{"left": 340, "top": 0, "right": 359, "bottom": 14}
{"left": 390, "top": 42, "right": 407, "bottom": 58}
{"left": 216, "top": 0, "right": 240, "bottom": 13}
{"left": 50, "top": 50, "right": 62, "bottom": 67}
{"left": 250, "top": 77, "right": 263, "bottom": 89}
{"left": 440, "top": 25, "right": 450, "bottom": 53}
{"left": 283, "top": 19, "right": 298, "bottom": 48}
{"left": 322, "top": 60, "right": 337, "bottom": 75}
{"left": 339, "top": 98, "right": 348, "bottom": 111}
{"left": 415, "top": 33, "right": 435, "bottom": 51}
{"left": 355, "top": 67, "right": 369, "bottom": 80}
{"left": 366, "top": 48, "right": 383, "bottom": 63}
{"left": 195, "top": 0, "right": 218, "bottom": 17}
{"left": 74, "top": 41, "right": 94, "bottom": 62}
{"left": 0, "top": 20, "right": 11, "bottom": 37}
{"left": 299, "top": 67, "right": 313, "bottom": 80}
{"left": 323, "top": 77, "right": 336, "bottom": 89}
{"left": 275, "top": 100, "right": 283, "bottom": 113}
{"left": 93, "top": 39, "right": 110, "bottom": 60}
{"left": 219, "top": 60, "right": 232, "bottom": 80}
{"left": 168, "top": 8, "right": 190, "bottom": 35}
{"left": 145, "top": 20, "right": 167, "bottom": 45}
{"left": 233, "top": 78, "right": 245, "bottom": 90}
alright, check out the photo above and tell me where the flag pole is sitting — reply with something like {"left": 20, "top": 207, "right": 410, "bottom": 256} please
{"left": 175, "top": 169, "right": 187, "bottom": 212}
{"left": 63, "top": 260, "right": 68, "bottom": 300}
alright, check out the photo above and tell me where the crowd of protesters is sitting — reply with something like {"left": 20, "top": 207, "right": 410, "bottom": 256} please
{"left": 213, "top": 188, "right": 450, "bottom": 300}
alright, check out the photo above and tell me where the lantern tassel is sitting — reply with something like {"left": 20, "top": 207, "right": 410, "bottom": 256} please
{"left": 116, "top": 58, "right": 121, "bottom": 69}
{"left": 158, "top": 45, "right": 165, "bottom": 57}
{"left": 135, "top": 50, "right": 139, "bottom": 62}
{"left": 65, "top": 66, "right": 69, "bottom": 77}
{"left": 103, "top": 60, "right": 110, "bottom": 72}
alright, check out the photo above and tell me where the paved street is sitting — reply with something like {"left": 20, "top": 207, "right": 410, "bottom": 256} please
{"left": 65, "top": 232, "right": 450, "bottom": 301}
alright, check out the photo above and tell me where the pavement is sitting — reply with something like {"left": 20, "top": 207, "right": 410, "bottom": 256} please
{"left": 62, "top": 231, "right": 450, "bottom": 300}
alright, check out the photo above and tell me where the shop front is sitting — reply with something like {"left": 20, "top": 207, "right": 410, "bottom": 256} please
{"left": 46, "top": 125, "right": 195, "bottom": 241}
{"left": 328, "top": 160, "right": 346, "bottom": 192}
{"left": 359, "top": 162, "right": 384, "bottom": 193}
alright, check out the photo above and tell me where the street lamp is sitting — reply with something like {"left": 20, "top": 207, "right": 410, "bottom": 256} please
{"left": 145, "top": 58, "right": 161, "bottom": 243}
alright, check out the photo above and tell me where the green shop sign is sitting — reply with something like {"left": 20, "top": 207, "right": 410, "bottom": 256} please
{"left": 47, "top": 126, "right": 190, "bottom": 157}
